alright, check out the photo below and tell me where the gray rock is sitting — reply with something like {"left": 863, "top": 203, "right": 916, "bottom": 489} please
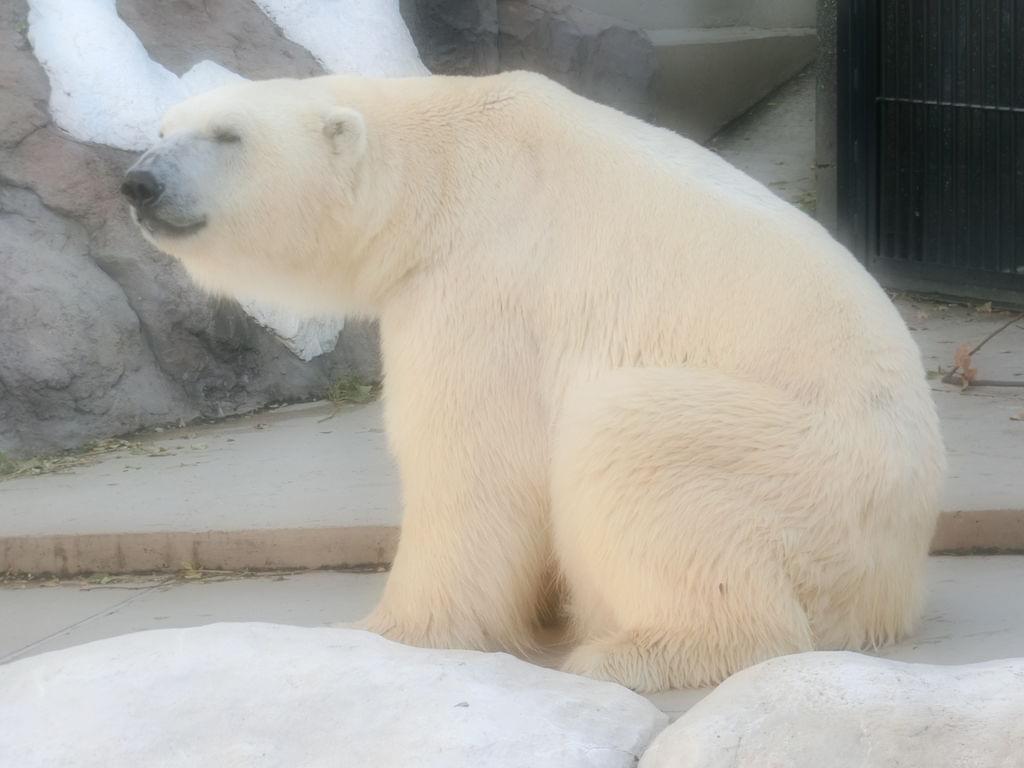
{"left": 497, "top": 1, "right": 655, "bottom": 119}
{"left": 0, "top": 4, "right": 48, "bottom": 149}
{"left": 0, "top": 187, "right": 192, "bottom": 456}
{"left": 0, "top": 0, "right": 379, "bottom": 458}
{"left": 116, "top": 0, "right": 323, "bottom": 79}
{"left": 402, "top": 0, "right": 499, "bottom": 75}
{"left": 640, "top": 652, "right": 1024, "bottom": 768}
{"left": 0, "top": 623, "right": 668, "bottom": 768}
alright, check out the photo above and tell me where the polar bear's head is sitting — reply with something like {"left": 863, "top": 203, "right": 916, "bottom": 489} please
{"left": 122, "top": 78, "right": 375, "bottom": 311}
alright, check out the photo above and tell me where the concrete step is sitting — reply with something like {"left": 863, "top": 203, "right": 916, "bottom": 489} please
{"left": 1, "top": 401, "right": 399, "bottom": 574}
{"left": 650, "top": 26, "right": 817, "bottom": 142}
{"left": 2, "top": 556, "right": 1022, "bottom": 720}
{"left": 2, "top": 393, "right": 1022, "bottom": 575}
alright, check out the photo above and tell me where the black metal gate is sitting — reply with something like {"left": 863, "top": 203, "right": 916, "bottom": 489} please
{"left": 839, "top": 0, "right": 1024, "bottom": 303}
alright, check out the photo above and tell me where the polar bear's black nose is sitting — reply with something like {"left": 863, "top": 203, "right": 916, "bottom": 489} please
{"left": 121, "top": 170, "right": 163, "bottom": 208}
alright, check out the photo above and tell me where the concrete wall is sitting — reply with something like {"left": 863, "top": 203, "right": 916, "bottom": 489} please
{"left": 566, "top": 0, "right": 819, "bottom": 143}
{"left": 571, "top": 0, "right": 817, "bottom": 32}
{"left": 401, "top": 0, "right": 819, "bottom": 145}
{"left": 652, "top": 28, "right": 816, "bottom": 142}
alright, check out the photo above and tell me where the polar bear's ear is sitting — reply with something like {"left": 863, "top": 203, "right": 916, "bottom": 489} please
{"left": 322, "top": 107, "right": 367, "bottom": 159}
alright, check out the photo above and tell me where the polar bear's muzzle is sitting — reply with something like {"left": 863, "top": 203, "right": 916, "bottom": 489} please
{"left": 122, "top": 169, "right": 206, "bottom": 239}
{"left": 122, "top": 136, "right": 212, "bottom": 240}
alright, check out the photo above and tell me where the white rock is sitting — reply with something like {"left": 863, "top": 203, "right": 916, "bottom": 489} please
{"left": 27, "top": 0, "right": 187, "bottom": 150}
{"left": 180, "top": 60, "right": 246, "bottom": 95}
{"left": 252, "top": 0, "right": 429, "bottom": 77}
{"left": 27, "top": 0, "right": 426, "bottom": 151}
{"left": 240, "top": 301, "right": 345, "bottom": 361}
{"left": 26, "top": 3, "right": 246, "bottom": 148}
{"left": 640, "top": 651, "right": 1024, "bottom": 768}
{"left": 0, "top": 623, "right": 667, "bottom": 768}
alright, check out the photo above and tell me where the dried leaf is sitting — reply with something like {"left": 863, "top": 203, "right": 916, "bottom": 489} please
{"left": 953, "top": 343, "right": 978, "bottom": 386}
{"left": 1011, "top": 411, "right": 1024, "bottom": 422}
{"left": 179, "top": 561, "right": 203, "bottom": 580}
{"left": 977, "top": 301, "right": 993, "bottom": 313}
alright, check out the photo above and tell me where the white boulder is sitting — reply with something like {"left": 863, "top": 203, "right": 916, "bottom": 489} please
{"left": 252, "top": 0, "right": 428, "bottom": 77}
{"left": 27, "top": 0, "right": 186, "bottom": 150}
{"left": 640, "top": 651, "right": 1024, "bottom": 768}
{"left": 239, "top": 302, "right": 345, "bottom": 361}
{"left": 0, "top": 623, "right": 667, "bottom": 768}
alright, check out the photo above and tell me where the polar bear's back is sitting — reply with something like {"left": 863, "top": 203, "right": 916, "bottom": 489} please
{"left": 488, "top": 73, "right": 924, "bottom": 409}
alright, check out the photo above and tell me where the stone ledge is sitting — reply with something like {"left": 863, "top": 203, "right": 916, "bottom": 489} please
{"left": 1, "top": 526, "right": 398, "bottom": 576}
{"left": 2, "top": 511, "right": 1023, "bottom": 576}
{"left": 929, "top": 509, "right": 1024, "bottom": 554}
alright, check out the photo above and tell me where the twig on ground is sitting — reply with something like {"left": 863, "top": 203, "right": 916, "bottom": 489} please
{"left": 965, "top": 312, "right": 1024, "bottom": 357}
{"left": 941, "top": 312, "right": 1024, "bottom": 388}
{"left": 941, "top": 376, "right": 1024, "bottom": 389}
{"left": 78, "top": 580, "right": 174, "bottom": 591}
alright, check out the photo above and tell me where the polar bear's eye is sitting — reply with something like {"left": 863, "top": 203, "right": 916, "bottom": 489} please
{"left": 213, "top": 129, "right": 241, "bottom": 144}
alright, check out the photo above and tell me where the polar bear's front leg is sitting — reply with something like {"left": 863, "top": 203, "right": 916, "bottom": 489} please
{"left": 358, "top": 485, "right": 549, "bottom": 652}
{"left": 356, "top": 405, "right": 550, "bottom": 653}
{"left": 357, "top": 289, "right": 556, "bottom": 653}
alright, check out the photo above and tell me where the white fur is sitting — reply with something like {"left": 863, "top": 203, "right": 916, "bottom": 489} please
{"left": 147, "top": 72, "right": 946, "bottom": 692}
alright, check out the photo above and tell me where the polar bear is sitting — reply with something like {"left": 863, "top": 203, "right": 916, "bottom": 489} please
{"left": 122, "top": 72, "right": 945, "bottom": 692}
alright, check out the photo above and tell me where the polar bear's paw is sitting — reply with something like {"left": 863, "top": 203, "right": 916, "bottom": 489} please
{"left": 563, "top": 633, "right": 721, "bottom": 693}
{"left": 351, "top": 605, "right": 498, "bottom": 652}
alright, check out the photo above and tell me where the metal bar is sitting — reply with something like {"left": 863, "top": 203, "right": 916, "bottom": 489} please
{"left": 995, "top": 0, "right": 1004, "bottom": 273}
{"left": 899, "top": 0, "right": 909, "bottom": 262}
{"left": 949, "top": 0, "right": 959, "bottom": 268}
{"left": 1012, "top": 0, "right": 1020, "bottom": 275}
{"left": 965, "top": 0, "right": 975, "bottom": 271}
{"left": 875, "top": 96, "right": 1024, "bottom": 112}
{"left": 935, "top": 0, "right": 942, "bottom": 266}
{"left": 915, "top": 0, "right": 923, "bottom": 260}
{"left": 868, "top": 0, "right": 881, "bottom": 263}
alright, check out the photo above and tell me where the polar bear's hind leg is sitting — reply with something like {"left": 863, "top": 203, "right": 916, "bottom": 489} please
{"left": 552, "top": 367, "right": 837, "bottom": 691}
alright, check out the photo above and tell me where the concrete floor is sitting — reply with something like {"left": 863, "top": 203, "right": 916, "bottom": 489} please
{"left": 0, "top": 401, "right": 399, "bottom": 538}
{"left": 2, "top": 556, "right": 1022, "bottom": 719}
{"left": 0, "top": 571, "right": 385, "bottom": 665}
{"left": 901, "top": 299, "right": 1024, "bottom": 514}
